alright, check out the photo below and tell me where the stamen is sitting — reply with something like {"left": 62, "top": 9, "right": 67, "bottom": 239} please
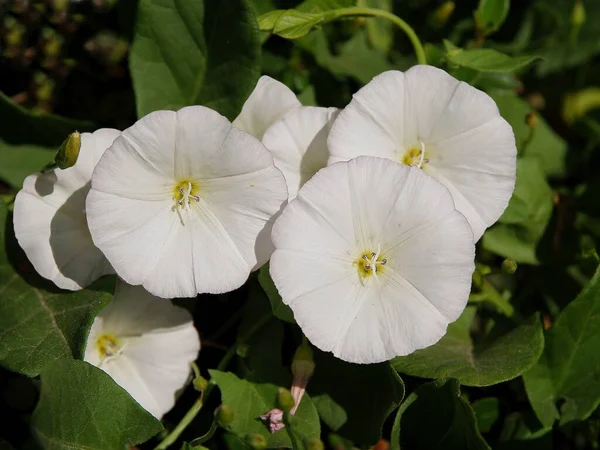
{"left": 417, "top": 141, "right": 426, "bottom": 169}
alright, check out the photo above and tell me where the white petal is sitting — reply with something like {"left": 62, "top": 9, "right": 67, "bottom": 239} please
{"left": 84, "top": 281, "right": 200, "bottom": 419}
{"left": 13, "top": 129, "right": 119, "bottom": 290}
{"left": 88, "top": 106, "right": 287, "bottom": 298}
{"left": 263, "top": 106, "right": 339, "bottom": 199}
{"left": 270, "top": 156, "right": 475, "bottom": 363}
{"left": 233, "top": 76, "right": 301, "bottom": 140}
{"left": 327, "top": 66, "right": 516, "bottom": 239}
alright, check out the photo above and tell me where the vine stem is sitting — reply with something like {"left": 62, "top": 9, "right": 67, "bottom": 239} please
{"left": 154, "top": 314, "right": 273, "bottom": 449}
{"left": 326, "top": 7, "right": 427, "bottom": 65}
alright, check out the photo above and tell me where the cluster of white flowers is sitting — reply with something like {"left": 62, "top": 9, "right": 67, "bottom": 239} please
{"left": 13, "top": 65, "right": 516, "bottom": 416}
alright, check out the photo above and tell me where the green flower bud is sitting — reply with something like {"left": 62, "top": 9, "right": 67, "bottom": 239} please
{"left": 525, "top": 111, "right": 538, "bottom": 129}
{"left": 501, "top": 259, "right": 517, "bottom": 275}
{"left": 246, "top": 433, "right": 267, "bottom": 450}
{"left": 305, "top": 438, "right": 325, "bottom": 450}
{"left": 214, "top": 404, "right": 235, "bottom": 428}
{"left": 55, "top": 131, "right": 81, "bottom": 169}
{"left": 193, "top": 375, "right": 208, "bottom": 393}
{"left": 276, "top": 387, "right": 295, "bottom": 413}
{"left": 292, "top": 340, "right": 315, "bottom": 380}
{"left": 428, "top": 1, "right": 455, "bottom": 29}
{"left": 571, "top": 0, "right": 586, "bottom": 27}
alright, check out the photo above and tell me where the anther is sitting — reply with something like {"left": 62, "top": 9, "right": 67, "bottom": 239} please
{"left": 381, "top": 259, "right": 387, "bottom": 265}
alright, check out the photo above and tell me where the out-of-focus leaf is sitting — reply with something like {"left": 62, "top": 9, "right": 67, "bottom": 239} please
{"left": 483, "top": 157, "right": 553, "bottom": 264}
{"left": 0, "top": 140, "right": 54, "bottom": 189}
{"left": 523, "top": 266, "right": 600, "bottom": 427}
{"left": 472, "top": 398, "right": 500, "bottom": 433}
{"left": 258, "top": 264, "right": 295, "bottom": 323}
{"left": 391, "top": 307, "right": 544, "bottom": 386}
{"left": 31, "top": 359, "right": 162, "bottom": 449}
{"left": 475, "top": 0, "right": 510, "bottom": 36}
{"left": 357, "top": 0, "right": 392, "bottom": 52}
{"left": 312, "top": 394, "right": 348, "bottom": 431}
{"left": 497, "top": 412, "right": 552, "bottom": 450}
{"left": 563, "top": 87, "right": 600, "bottom": 124}
{"left": 209, "top": 370, "right": 320, "bottom": 448}
{"left": 296, "top": 0, "right": 355, "bottom": 12}
{"left": 309, "top": 348, "right": 404, "bottom": 445}
{"left": 445, "top": 42, "right": 540, "bottom": 72}
{"left": 130, "top": 0, "right": 260, "bottom": 120}
{"left": 493, "top": 95, "right": 567, "bottom": 177}
{"left": 390, "top": 379, "right": 490, "bottom": 450}
{"left": 0, "top": 203, "right": 113, "bottom": 377}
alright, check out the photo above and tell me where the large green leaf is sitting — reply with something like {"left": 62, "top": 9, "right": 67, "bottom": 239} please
{"left": 0, "top": 140, "right": 54, "bottom": 189}
{"left": 391, "top": 307, "right": 544, "bottom": 386}
{"left": 309, "top": 349, "right": 404, "bottom": 445}
{"left": 130, "top": 0, "right": 261, "bottom": 120}
{"left": 390, "top": 379, "right": 490, "bottom": 450}
{"left": 483, "top": 157, "right": 553, "bottom": 264}
{"left": 444, "top": 41, "right": 539, "bottom": 72}
{"left": 523, "top": 266, "right": 600, "bottom": 427}
{"left": 493, "top": 94, "right": 567, "bottom": 177}
{"left": 209, "top": 370, "right": 320, "bottom": 448}
{"left": 0, "top": 202, "right": 113, "bottom": 377}
{"left": 31, "top": 359, "right": 162, "bottom": 449}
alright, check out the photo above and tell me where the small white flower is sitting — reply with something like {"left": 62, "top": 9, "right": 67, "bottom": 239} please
{"left": 84, "top": 280, "right": 200, "bottom": 419}
{"left": 270, "top": 156, "right": 475, "bottom": 364}
{"left": 86, "top": 106, "right": 287, "bottom": 299}
{"left": 233, "top": 75, "right": 301, "bottom": 140}
{"left": 327, "top": 65, "right": 517, "bottom": 240}
{"left": 13, "top": 129, "right": 119, "bottom": 290}
{"left": 263, "top": 106, "right": 339, "bottom": 200}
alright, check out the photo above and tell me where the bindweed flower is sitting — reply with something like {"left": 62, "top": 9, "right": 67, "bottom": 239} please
{"left": 327, "top": 65, "right": 516, "bottom": 240}
{"left": 233, "top": 75, "right": 301, "bottom": 140}
{"left": 270, "top": 156, "right": 475, "bottom": 363}
{"left": 259, "top": 408, "right": 285, "bottom": 433}
{"left": 86, "top": 106, "right": 288, "bottom": 298}
{"left": 290, "top": 339, "right": 315, "bottom": 414}
{"left": 13, "top": 129, "right": 119, "bottom": 290}
{"left": 84, "top": 280, "right": 200, "bottom": 419}
{"left": 263, "top": 106, "right": 339, "bottom": 200}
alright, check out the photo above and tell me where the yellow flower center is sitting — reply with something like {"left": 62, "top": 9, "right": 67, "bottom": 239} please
{"left": 96, "top": 333, "right": 121, "bottom": 360}
{"left": 401, "top": 142, "right": 428, "bottom": 168}
{"left": 355, "top": 244, "right": 387, "bottom": 281}
{"left": 173, "top": 180, "right": 200, "bottom": 210}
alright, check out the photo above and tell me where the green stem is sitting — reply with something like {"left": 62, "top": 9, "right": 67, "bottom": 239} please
{"left": 327, "top": 7, "right": 427, "bottom": 65}
{"left": 284, "top": 416, "right": 300, "bottom": 450}
{"left": 189, "top": 421, "right": 218, "bottom": 446}
{"left": 153, "top": 314, "right": 273, "bottom": 450}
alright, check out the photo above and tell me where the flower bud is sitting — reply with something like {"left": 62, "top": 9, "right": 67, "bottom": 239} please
{"left": 193, "top": 375, "right": 208, "bottom": 393}
{"left": 571, "top": 0, "right": 586, "bottom": 27}
{"left": 428, "top": 1, "right": 455, "bottom": 29}
{"left": 55, "top": 131, "right": 81, "bottom": 169}
{"left": 305, "top": 438, "right": 325, "bottom": 450}
{"left": 246, "top": 433, "right": 267, "bottom": 450}
{"left": 501, "top": 259, "right": 517, "bottom": 275}
{"left": 276, "top": 387, "right": 295, "bottom": 413}
{"left": 525, "top": 111, "right": 538, "bottom": 129}
{"left": 292, "top": 340, "right": 315, "bottom": 380}
{"left": 214, "top": 404, "right": 235, "bottom": 428}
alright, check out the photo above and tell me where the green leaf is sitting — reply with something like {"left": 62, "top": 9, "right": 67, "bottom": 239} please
{"left": 472, "top": 398, "right": 500, "bottom": 433}
{"left": 209, "top": 370, "right": 320, "bottom": 448}
{"left": 296, "top": 0, "right": 355, "bottom": 12}
{"left": 357, "top": 0, "right": 393, "bottom": 51}
{"left": 391, "top": 307, "right": 544, "bottom": 387}
{"left": 493, "top": 95, "right": 567, "bottom": 177}
{"left": 475, "top": 0, "right": 510, "bottom": 35}
{"left": 390, "top": 379, "right": 490, "bottom": 450}
{"left": 0, "top": 202, "right": 113, "bottom": 377}
{"left": 497, "top": 412, "right": 552, "bottom": 450}
{"left": 0, "top": 139, "right": 54, "bottom": 189}
{"left": 130, "top": 0, "right": 260, "bottom": 120}
{"left": 309, "top": 349, "right": 404, "bottom": 445}
{"left": 523, "top": 266, "right": 600, "bottom": 427}
{"left": 312, "top": 395, "right": 347, "bottom": 431}
{"left": 31, "top": 359, "right": 162, "bottom": 449}
{"left": 444, "top": 42, "right": 540, "bottom": 72}
{"left": 258, "top": 264, "right": 295, "bottom": 323}
{"left": 259, "top": 9, "right": 326, "bottom": 39}
{"left": 483, "top": 157, "right": 553, "bottom": 264}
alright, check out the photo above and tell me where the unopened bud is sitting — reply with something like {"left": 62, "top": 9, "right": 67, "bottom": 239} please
{"left": 571, "top": 0, "right": 586, "bottom": 26}
{"left": 525, "top": 111, "right": 538, "bottom": 129}
{"left": 305, "top": 438, "right": 325, "bottom": 450}
{"left": 501, "top": 259, "right": 517, "bottom": 275}
{"left": 429, "top": 1, "right": 455, "bottom": 29}
{"left": 291, "top": 340, "right": 315, "bottom": 380}
{"left": 214, "top": 404, "right": 235, "bottom": 428}
{"left": 55, "top": 131, "right": 81, "bottom": 169}
{"left": 276, "top": 387, "right": 295, "bottom": 413}
{"left": 246, "top": 433, "right": 267, "bottom": 450}
{"left": 193, "top": 375, "right": 208, "bottom": 392}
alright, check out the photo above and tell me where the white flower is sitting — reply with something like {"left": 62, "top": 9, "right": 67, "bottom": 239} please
{"left": 263, "top": 106, "right": 339, "bottom": 200}
{"left": 86, "top": 106, "right": 287, "bottom": 299}
{"left": 84, "top": 280, "right": 200, "bottom": 419}
{"left": 270, "top": 156, "right": 475, "bottom": 364}
{"left": 327, "top": 65, "right": 516, "bottom": 240}
{"left": 13, "top": 129, "right": 119, "bottom": 290}
{"left": 233, "top": 75, "right": 301, "bottom": 140}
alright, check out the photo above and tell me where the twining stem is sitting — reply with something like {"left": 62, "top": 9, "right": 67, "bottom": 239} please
{"left": 189, "top": 421, "right": 218, "bottom": 446}
{"left": 325, "top": 7, "right": 427, "bottom": 65}
{"left": 154, "top": 314, "right": 273, "bottom": 449}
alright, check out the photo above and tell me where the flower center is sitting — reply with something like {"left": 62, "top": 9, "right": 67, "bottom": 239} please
{"left": 96, "top": 333, "right": 121, "bottom": 360}
{"left": 173, "top": 180, "right": 200, "bottom": 211}
{"left": 355, "top": 244, "right": 387, "bottom": 280}
{"left": 401, "top": 141, "right": 428, "bottom": 168}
